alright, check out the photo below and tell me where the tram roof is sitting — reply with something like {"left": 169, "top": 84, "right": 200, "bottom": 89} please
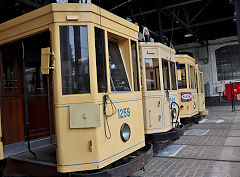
{"left": 175, "top": 54, "right": 195, "bottom": 65}
{"left": 0, "top": 3, "right": 139, "bottom": 45}
{"left": 139, "top": 42, "right": 175, "bottom": 54}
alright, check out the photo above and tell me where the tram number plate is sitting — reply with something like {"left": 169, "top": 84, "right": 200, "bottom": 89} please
{"left": 118, "top": 107, "right": 130, "bottom": 119}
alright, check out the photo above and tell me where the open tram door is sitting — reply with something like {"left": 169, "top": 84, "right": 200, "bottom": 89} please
{"left": 0, "top": 30, "right": 55, "bottom": 175}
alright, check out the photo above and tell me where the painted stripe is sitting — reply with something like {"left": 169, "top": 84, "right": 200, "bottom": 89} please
{"left": 55, "top": 106, "right": 70, "bottom": 108}
{"left": 55, "top": 96, "right": 167, "bottom": 108}
{"left": 58, "top": 141, "right": 145, "bottom": 167}
{"left": 170, "top": 145, "right": 186, "bottom": 156}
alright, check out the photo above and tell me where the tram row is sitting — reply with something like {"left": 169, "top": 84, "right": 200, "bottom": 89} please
{"left": 0, "top": 3, "right": 207, "bottom": 176}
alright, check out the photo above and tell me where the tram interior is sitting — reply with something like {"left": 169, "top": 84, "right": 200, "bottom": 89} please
{"left": 1, "top": 31, "right": 55, "bottom": 163}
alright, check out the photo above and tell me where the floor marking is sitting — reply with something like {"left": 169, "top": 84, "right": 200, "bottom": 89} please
{"left": 199, "top": 119, "right": 224, "bottom": 124}
{"left": 199, "top": 119, "right": 207, "bottom": 123}
{"left": 184, "top": 129, "right": 209, "bottom": 136}
{"left": 154, "top": 145, "right": 185, "bottom": 157}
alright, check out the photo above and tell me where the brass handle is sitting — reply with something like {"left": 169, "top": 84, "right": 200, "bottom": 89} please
{"left": 89, "top": 140, "right": 93, "bottom": 152}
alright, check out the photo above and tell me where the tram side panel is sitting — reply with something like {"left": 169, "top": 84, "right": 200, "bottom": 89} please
{"left": 179, "top": 90, "right": 198, "bottom": 118}
{"left": 55, "top": 95, "right": 144, "bottom": 172}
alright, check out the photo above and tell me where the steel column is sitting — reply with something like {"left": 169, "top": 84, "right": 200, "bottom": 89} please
{"left": 157, "top": 8, "right": 164, "bottom": 43}
{"left": 235, "top": 0, "right": 240, "bottom": 61}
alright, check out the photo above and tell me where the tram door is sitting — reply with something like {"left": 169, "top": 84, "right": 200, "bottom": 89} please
{"left": 1, "top": 43, "right": 25, "bottom": 145}
{"left": 1, "top": 32, "right": 52, "bottom": 145}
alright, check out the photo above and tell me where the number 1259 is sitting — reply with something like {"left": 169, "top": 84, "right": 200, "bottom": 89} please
{"left": 118, "top": 107, "right": 130, "bottom": 119}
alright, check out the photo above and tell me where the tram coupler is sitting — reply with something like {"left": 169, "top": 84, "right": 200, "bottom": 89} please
{"left": 180, "top": 114, "right": 202, "bottom": 125}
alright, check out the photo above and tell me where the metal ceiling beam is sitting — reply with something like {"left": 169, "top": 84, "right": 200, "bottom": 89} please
{"left": 235, "top": 0, "right": 240, "bottom": 63}
{"left": 166, "top": 9, "right": 203, "bottom": 43}
{"left": 127, "top": 0, "right": 202, "bottom": 18}
{"left": 189, "top": 0, "right": 213, "bottom": 24}
{"left": 109, "top": 0, "right": 132, "bottom": 12}
{"left": 163, "top": 16, "right": 235, "bottom": 32}
{"left": 18, "top": 0, "right": 42, "bottom": 8}
{"left": 161, "top": 0, "right": 203, "bottom": 10}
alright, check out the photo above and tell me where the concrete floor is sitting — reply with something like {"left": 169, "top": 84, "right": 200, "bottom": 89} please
{"left": 132, "top": 106, "right": 240, "bottom": 177}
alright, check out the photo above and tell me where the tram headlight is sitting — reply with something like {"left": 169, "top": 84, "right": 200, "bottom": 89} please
{"left": 193, "top": 102, "right": 196, "bottom": 109}
{"left": 171, "top": 108, "right": 177, "bottom": 119}
{"left": 120, "top": 123, "right": 131, "bottom": 142}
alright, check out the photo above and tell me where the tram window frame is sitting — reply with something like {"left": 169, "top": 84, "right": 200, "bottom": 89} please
{"left": 131, "top": 40, "right": 140, "bottom": 91}
{"left": 170, "top": 61, "right": 177, "bottom": 90}
{"left": 195, "top": 70, "right": 199, "bottom": 92}
{"left": 200, "top": 73, "right": 204, "bottom": 93}
{"left": 59, "top": 25, "right": 90, "bottom": 95}
{"left": 108, "top": 40, "right": 132, "bottom": 93}
{"left": 177, "top": 63, "right": 187, "bottom": 89}
{"left": 187, "top": 64, "right": 190, "bottom": 89}
{"left": 144, "top": 58, "right": 161, "bottom": 91}
{"left": 162, "top": 59, "right": 170, "bottom": 90}
{"left": 95, "top": 27, "right": 107, "bottom": 93}
{"left": 190, "top": 65, "right": 195, "bottom": 89}
{"left": 1, "top": 44, "right": 18, "bottom": 93}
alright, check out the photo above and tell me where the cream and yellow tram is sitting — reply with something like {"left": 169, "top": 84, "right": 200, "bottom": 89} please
{"left": 195, "top": 64, "right": 208, "bottom": 116}
{"left": 139, "top": 42, "right": 181, "bottom": 145}
{"left": 0, "top": 3, "right": 150, "bottom": 176}
{"left": 176, "top": 54, "right": 199, "bottom": 124}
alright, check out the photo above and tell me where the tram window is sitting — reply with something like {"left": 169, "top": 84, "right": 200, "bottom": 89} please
{"left": 1, "top": 44, "right": 17, "bottom": 92}
{"left": 95, "top": 27, "right": 107, "bottom": 93}
{"left": 170, "top": 62, "right": 177, "bottom": 90}
{"left": 108, "top": 40, "right": 131, "bottom": 92}
{"left": 177, "top": 64, "right": 187, "bottom": 89}
{"left": 162, "top": 59, "right": 170, "bottom": 90}
{"left": 195, "top": 72, "right": 198, "bottom": 92}
{"left": 145, "top": 58, "right": 160, "bottom": 91}
{"left": 200, "top": 73, "right": 204, "bottom": 93}
{"left": 190, "top": 65, "right": 195, "bottom": 89}
{"left": 24, "top": 32, "right": 50, "bottom": 95}
{"left": 60, "top": 25, "right": 90, "bottom": 95}
{"left": 131, "top": 40, "right": 140, "bottom": 91}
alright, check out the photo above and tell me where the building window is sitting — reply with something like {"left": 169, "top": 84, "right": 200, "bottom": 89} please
{"left": 60, "top": 25, "right": 90, "bottom": 95}
{"left": 216, "top": 44, "right": 240, "bottom": 81}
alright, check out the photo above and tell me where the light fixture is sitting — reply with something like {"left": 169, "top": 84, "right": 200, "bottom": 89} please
{"left": 184, "top": 33, "right": 193, "bottom": 38}
{"left": 120, "top": 123, "right": 131, "bottom": 142}
{"left": 56, "top": 0, "right": 68, "bottom": 3}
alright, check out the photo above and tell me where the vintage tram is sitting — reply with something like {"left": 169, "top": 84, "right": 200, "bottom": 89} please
{"left": 139, "top": 42, "right": 182, "bottom": 148}
{"left": 176, "top": 54, "right": 199, "bottom": 124}
{"left": 0, "top": 3, "right": 152, "bottom": 176}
